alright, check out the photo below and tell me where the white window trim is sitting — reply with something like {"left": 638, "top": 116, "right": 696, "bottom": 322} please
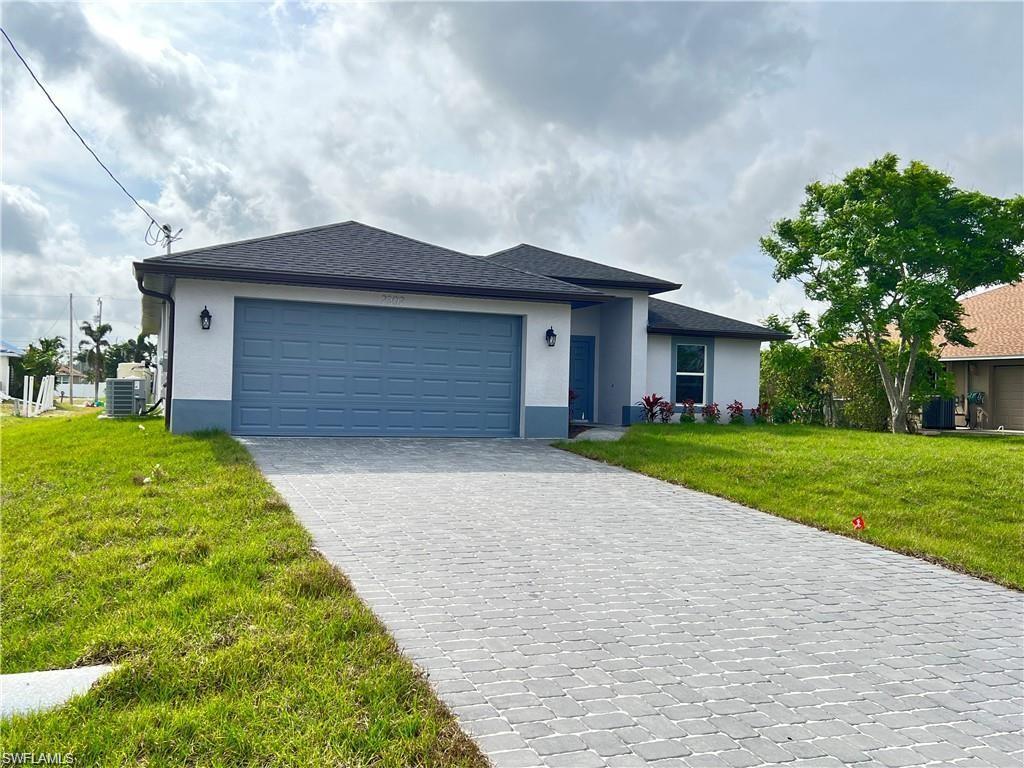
{"left": 675, "top": 343, "right": 707, "bottom": 406}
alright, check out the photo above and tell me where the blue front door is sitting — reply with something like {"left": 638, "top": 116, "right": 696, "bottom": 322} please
{"left": 569, "top": 335, "right": 595, "bottom": 422}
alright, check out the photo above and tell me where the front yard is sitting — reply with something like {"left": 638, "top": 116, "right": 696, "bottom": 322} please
{"left": 0, "top": 414, "right": 484, "bottom": 767}
{"left": 561, "top": 423, "right": 1024, "bottom": 590}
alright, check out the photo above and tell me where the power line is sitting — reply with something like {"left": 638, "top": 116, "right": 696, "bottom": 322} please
{"left": 0, "top": 26, "right": 182, "bottom": 250}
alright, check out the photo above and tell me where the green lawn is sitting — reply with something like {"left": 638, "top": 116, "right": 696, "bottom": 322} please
{"left": 0, "top": 414, "right": 484, "bottom": 767}
{"left": 560, "top": 423, "right": 1024, "bottom": 589}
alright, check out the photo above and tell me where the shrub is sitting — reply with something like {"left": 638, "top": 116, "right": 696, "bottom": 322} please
{"left": 750, "top": 403, "right": 769, "bottom": 424}
{"left": 726, "top": 400, "right": 745, "bottom": 423}
{"left": 703, "top": 402, "right": 721, "bottom": 424}
{"left": 679, "top": 399, "right": 696, "bottom": 423}
{"left": 637, "top": 393, "right": 669, "bottom": 423}
{"left": 656, "top": 400, "right": 674, "bottom": 423}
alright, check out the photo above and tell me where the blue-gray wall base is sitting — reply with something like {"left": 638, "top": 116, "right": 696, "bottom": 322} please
{"left": 524, "top": 406, "right": 569, "bottom": 438}
{"left": 171, "top": 399, "right": 232, "bottom": 434}
{"left": 621, "top": 405, "right": 644, "bottom": 426}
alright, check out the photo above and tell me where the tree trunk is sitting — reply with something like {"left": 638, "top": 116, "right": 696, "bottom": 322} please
{"left": 890, "top": 400, "right": 909, "bottom": 434}
{"left": 94, "top": 354, "right": 100, "bottom": 404}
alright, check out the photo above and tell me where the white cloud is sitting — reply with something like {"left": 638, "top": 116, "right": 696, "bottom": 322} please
{"left": 1, "top": 0, "right": 1020, "bottom": 349}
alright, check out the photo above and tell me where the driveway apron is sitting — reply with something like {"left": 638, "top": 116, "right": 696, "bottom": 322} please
{"left": 244, "top": 438, "right": 1023, "bottom": 768}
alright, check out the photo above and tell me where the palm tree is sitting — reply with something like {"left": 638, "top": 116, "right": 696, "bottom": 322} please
{"left": 78, "top": 321, "right": 113, "bottom": 403}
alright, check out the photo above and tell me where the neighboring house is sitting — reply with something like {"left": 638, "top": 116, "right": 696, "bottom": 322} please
{"left": 938, "top": 283, "right": 1024, "bottom": 431}
{"left": 0, "top": 340, "right": 25, "bottom": 395}
{"left": 56, "top": 363, "right": 88, "bottom": 386}
{"left": 133, "top": 221, "right": 786, "bottom": 437}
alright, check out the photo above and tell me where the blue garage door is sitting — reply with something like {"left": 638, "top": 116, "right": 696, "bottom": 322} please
{"left": 231, "top": 298, "right": 522, "bottom": 436}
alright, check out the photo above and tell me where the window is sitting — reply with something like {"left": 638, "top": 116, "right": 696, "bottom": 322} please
{"left": 675, "top": 344, "right": 706, "bottom": 404}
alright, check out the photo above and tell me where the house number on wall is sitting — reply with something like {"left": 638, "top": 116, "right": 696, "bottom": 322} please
{"left": 380, "top": 294, "right": 405, "bottom": 305}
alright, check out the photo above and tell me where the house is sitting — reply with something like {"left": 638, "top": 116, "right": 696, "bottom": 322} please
{"left": 938, "top": 283, "right": 1023, "bottom": 431}
{"left": 133, "top": 221, "right": 786, "bottom": 437}
{"left": 0, "top": 340, "right": 25, "bottom": 395}
{"left": 56, "top": 363, "right": 88, "bottom": 386}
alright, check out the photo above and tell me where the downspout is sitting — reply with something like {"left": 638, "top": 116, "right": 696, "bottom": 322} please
{"left": 135, "top": 273, "right": 174, "bottom": 430}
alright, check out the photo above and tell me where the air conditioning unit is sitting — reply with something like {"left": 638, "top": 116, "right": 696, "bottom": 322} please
{"left": 105, "top": 378, "right": 147, "bottom": 417}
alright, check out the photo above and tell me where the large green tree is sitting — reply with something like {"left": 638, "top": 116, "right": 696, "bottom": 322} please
{"left": 762, "top": 154, "right": 1024, "bottom": 433}
{"left": 78, "top": 321, "right": 113, "bottom": 403}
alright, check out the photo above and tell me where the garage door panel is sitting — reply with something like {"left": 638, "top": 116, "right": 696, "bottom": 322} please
{"left": 232, "top": 299, "right": 521, "bottom": 436}
{"left": 993, "top": 366, "right": 1023, "bottom": 430}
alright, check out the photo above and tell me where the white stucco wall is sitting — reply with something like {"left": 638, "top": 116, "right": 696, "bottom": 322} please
{"left": 597, "top": 298, "right": 635, "bottom": 424}
{"left": 170, "top": 278, "right": 571, "bottom": 424}
{"left": 0, "top": 355, "right": 9, "bottom": 395}
{"left": 645, "top": 334, "right": 673, "bottom": 399}
{"left": 711, "top": 337, "right": 762, "bottom": 408}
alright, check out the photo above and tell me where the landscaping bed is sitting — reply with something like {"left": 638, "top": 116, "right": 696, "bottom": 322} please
{"left": 559, "top": 423, "right": 1024, "bottom": 589}
{"left": 0, "top": 413, "right": 484, "bottom": 767}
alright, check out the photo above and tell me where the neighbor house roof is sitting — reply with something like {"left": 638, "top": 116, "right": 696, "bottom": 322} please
{"left": 647, "top": 298, "right": 790, "bottom": 341}
{"left": 487, "top": 244, "right": 681, "bottom": 294}
{"left": 0, "top": 340, "right": 25, "bottom": 357}
{"left": 938, "top": 283, "right": 1024, "bottom": 360}
{"left": 134, "top": 221, "right": 606, "bottom": 304}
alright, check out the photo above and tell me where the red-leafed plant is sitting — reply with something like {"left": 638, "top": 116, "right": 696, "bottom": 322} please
{"left": 726, "top": 400, "right": 745, "bottom": 423}
{"left": 703, "top": 402, "right": 721, "bottom": 424}
{"left": 656, "top": 400, "right": 674, "bottom": 423}
{"left": 679, "top": 398, "right": 696, "bottom": 423}
{"left": 637, "top": 393, "right": 668, "bottom": 423}
{"left": 750, "top": 402, "right": 769, "bottom": 424}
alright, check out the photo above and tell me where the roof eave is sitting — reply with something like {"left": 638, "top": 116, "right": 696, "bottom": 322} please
{"left": 133, "top": 262, "right": 611, "bottom": 305}
{"left": 556, "top": 276, "right": 681, "bottom": 295}
{"left": 647, "top": 325, "right": 791, "bottom": 341}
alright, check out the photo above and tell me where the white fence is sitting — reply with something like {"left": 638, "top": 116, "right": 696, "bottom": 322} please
{"left": 20, "top": 375, "right": 56, "bottom": 416}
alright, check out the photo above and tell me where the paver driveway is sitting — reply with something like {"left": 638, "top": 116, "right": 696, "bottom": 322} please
{"left": 245, "top": 438, "right": 1023, "bottom": 768}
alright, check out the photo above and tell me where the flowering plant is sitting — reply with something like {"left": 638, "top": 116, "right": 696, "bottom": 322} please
{"left": 637, "top": 393, "right": 669, "bottom": 423}
{"left": 726, "top": 400, "right": 745, "bottom": 423}
{"left": 703, "top": 402, "right": 721, "bottom": 424}
{"left": 679, "top": 398, "right": 696, "bottom": 423}
{"left": 750, "top": 403, "right": 769, "bottom": 424}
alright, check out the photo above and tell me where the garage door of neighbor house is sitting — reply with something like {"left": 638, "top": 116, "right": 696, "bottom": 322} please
{"left": 231, "top": 298, "right": 522, "bottom": 436}
{"left": 992, "top": 365, "right": 1024, "bottom": 431}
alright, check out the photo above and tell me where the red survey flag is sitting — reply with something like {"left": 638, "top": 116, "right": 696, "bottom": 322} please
{"left": 852, "top": 516, "right": 866, "bottom": 530}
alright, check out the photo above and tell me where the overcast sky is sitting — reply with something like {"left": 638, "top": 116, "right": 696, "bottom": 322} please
{"left": 2, "top": 1, "right": 1021, "bottom": 349}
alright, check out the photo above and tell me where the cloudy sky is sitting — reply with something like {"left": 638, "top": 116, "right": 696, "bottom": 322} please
{"left": 2, "top": 1, "right": 1021, "bottom": 349}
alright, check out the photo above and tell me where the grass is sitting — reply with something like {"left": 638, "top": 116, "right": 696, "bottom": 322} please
{"left": 559, "top": 423, "right": 1024, "bottom": 590}
{"left": 0, "top": 413, "right": 485, "bottom": 767}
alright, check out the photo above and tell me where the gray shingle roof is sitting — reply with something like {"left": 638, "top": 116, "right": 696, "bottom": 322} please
{"left": 135, "top": 221, "right": 606, "bottom": 303}
{"left": 487, "top": 244, "right": 680, "bottom": 294}
{"left": 648, "top": 298, "right": 790, "bottom": 341}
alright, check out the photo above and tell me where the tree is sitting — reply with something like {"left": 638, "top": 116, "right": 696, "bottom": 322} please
{"left": 762, "top": 154, "right": 1024, "bottom": 433}
{"left": 104, "top": 334, "right": 156, "bottom": 379}
{"left": 78, "top": 321, "right": 113, "bottom": 403}
{"left": 12, "top": 337, "right": 65, "bottom": 397}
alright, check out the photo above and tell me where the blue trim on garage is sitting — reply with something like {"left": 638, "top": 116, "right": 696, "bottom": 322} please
{"left": 621, "top": 405, "right": 645, "bottom": 425}
{"left": 171, "top": 399, "right": 231, "bottom": 434}
{"left": 524, "top": 406, "right": 569, "bottom": 438}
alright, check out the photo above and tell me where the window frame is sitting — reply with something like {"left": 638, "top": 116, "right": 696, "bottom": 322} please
{"left": 674, "top": 342, "right": 707, "bottom": 406}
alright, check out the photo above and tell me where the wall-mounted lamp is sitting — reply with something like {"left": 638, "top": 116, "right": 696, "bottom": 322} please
{"left": 199, "top": 306, "right": 212, "bottom": 330}
{"left": 545, "top": 326, "right": 557, "bottom": 347}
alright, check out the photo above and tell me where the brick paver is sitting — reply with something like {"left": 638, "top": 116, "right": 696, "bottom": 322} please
{"left": 245, "top": 438, "right": 1024, "bottom": 767}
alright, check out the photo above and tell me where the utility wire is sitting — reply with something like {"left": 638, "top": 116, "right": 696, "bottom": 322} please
{"left": 0, "top": 26, "right": 169, "bottom": 237}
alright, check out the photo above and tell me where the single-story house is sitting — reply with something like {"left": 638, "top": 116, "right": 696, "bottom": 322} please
{"left": 938, "top": 283, "right": 1023, "bottom": 431}
{"left": 133, "top": 221, "right": 786, "bottom": 437}
{"left": 0, "top": 340, "right": 25, "bottom": 395}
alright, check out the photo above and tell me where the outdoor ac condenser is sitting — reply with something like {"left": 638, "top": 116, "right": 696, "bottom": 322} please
{"left": 105, "top": 378, "right": 147, "bottom": 417}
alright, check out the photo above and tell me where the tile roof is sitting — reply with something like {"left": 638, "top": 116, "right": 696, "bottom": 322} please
{"left": 647, "top": 298, "right": 790, "bottom": 341}
{"left": 135, "top": 221, "right": 606, "bottom": 303}
{"left": 487, "top": 244, "right": 680, "bottom": 294}
{"left": 938, "top": 283, "right": 1024, "bottom": 359}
